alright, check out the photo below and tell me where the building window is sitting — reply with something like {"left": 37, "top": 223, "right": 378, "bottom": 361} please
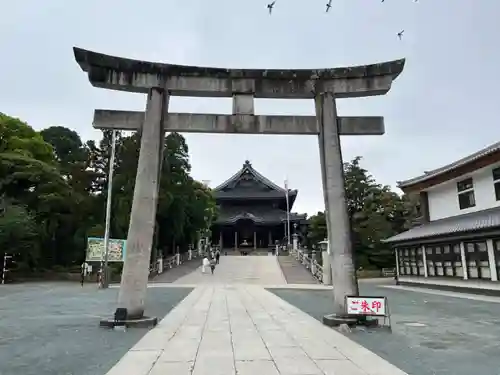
{"left": 457, "top": 177, "right": 476, "bottom": 210}
{"left": 493, "top": 167, "right": 500, "bottom": 201}
{"left": 398, "top": 247, "right": 422, "bottom": 276}
{"left": 464, "top": 241, "right": 491, "bottom": 279}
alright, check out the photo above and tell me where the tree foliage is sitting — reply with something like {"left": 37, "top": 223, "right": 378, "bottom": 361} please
{"left": 307, "top": 156, "right": 418, "bottom": 269}
{"left": 0, "top": 113, "right": 216, "bottom": 273}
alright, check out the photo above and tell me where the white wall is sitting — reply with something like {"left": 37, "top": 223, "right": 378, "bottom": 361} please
{"left": 427, "top": 163, "right": 500, "bottom": 221}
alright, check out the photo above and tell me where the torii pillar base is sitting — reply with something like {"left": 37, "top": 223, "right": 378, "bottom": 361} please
{"left": 99, "top": 315, "right": 158, "bottom": 329}
{"left": 322, "top": 314, "right": 379, "bottom": 328}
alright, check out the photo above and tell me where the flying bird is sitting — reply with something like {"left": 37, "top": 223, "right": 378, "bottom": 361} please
{"left": 267, "top": 1, "right": 276, "bottom": 15}
{"left": 397, "top": 30, "right": 404, "bottom": 40}
{"left": 326, "top": 0, "right": 332, "bottom": 12}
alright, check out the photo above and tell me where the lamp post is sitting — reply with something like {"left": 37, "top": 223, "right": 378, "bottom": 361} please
{"left": 101, "top": 130, "right": 117, "bottom": 289}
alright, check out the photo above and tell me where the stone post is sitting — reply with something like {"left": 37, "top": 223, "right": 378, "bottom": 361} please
{"left": 322, "top": 250, "right": 332, "bottom": 285}
{"left": 188, "top": 249, "right": 192, "bottom": 261}
{"left": 234, "top": 231, "right": 238, "bottom": 250}
{"left": 316, "top": 92, "right": 358, "bottom": 321}
{"left": 219, "top": 231, "right": 223, "bottom": 249}
{"left": 253, "top": 231, "right": 257, "bottom": 250}
{"left": 292, "top": 233, "right": 298, "bottom": 251}
{"left": 117, "top": 87, "right": 168, "bottom": 320}
{"left": 158, "top": 257, "right": 163, "bottom": 274}
{"left": 311, "top": 250, "right": 316, "bottom": 275}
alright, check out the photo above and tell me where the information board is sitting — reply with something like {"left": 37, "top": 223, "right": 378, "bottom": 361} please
{"left": 85, "top": 237, "right": 126, "bottom": 262}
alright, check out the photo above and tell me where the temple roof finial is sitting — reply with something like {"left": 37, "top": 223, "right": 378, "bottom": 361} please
{"left": 244, "top": 160, "right": 251, "bottom": 167}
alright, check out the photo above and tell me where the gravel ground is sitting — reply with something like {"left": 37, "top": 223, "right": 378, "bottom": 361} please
{"left": 0, "top": 282, "right": 192, "bottom": 375}
{"left": 269, "top": 283, "right": 500, "bottom": 375}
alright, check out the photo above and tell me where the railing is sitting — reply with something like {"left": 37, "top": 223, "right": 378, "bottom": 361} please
{"left": 382, "top": 268, "right": 396, "bottom": 277}
{"left": 289, "top": 248, "right": 323, "bottom": 283}
{"left": 289, "top": 248, "right": 396, "bottom": 283}
{"left": 148, "top": 247, "right": 205, "bottom": 277}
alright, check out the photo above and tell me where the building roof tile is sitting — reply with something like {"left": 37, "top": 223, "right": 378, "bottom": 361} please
{"left": 397, "top": 141, "right": 500, "bottom": 189}
{"left": 383, "top": 206, "right": 500, "bottom": 243}
{"left": 215, "top": 206, "right": 306, "bottom": 225}
{"left": 214, "top": 160, "right": 289, "bottom": 193}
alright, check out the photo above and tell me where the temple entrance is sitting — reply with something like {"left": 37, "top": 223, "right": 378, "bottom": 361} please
{"left": 236, "top": 219, "right": 255, "bottom": 249}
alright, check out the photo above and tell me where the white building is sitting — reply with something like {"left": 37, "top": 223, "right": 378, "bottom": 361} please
{"left": 384, "top": 141, "right": 500, "bottom": 288}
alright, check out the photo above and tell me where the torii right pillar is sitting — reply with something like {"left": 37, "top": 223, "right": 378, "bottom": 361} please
{"left": 315, "top": 69, "right": 405, "bottom": 326}
{"left": 316, "top": 92, "right": 358, "bottom": 325}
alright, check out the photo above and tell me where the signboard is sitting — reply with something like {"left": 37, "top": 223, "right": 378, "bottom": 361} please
{"left": 86, "top": 237, "right": 127, "bottom": 262}
{"left": 346, "top": 296, "right": 387, "bottom": 317}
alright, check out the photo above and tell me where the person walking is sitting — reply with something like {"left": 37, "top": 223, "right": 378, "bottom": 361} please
{"left": 215, "top": 249, "right": 220, "bottom": 264}
{"left": 210, "top": 257, "right": 216, "bottom": 274}
{"left": 202, "top": 257, "right": 210, "bottom": 274}
{"left": 80, "top": 261, "right": 89, "bottom": 287}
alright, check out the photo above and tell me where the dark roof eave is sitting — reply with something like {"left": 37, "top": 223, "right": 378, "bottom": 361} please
{"left": 397, "top": 141, "right": 500, "bottom": 189}
{"left": 383, "top": 227, "right": 500, "bottom": 246}
{"left": 383, "top": 206, "right": 500, "bottom": 243}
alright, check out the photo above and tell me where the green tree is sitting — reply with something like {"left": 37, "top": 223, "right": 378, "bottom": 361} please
{"left": 307, "top": 157, "right": 418, "bottom": 269}
{"left": 307, "top": 211, "right": 327, "bottom": 247}
{"left": 0, "top": 202, "right": 39, "bottom": 261}
{"left": 0, "top": 112, "right": 221, "bottom": 277}
{"left": 0, "top": 113, "right": 55, "bottom": 164}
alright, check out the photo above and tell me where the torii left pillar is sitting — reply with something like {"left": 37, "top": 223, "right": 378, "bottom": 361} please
{"left": 114, "top": 87, "right": 168, "bottom": 324}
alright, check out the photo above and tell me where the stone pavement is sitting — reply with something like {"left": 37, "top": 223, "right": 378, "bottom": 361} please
{"left": 271, "top": 281, "right": 500, "bottom": 375}
{"left": 172, "top": 254, "right": 287, "bottom": 285}
{"left": 106, "top": 285, "right": 408, "bottom": 375}
{"left": 0, "top": 283, "right": 193, "bottom": 375}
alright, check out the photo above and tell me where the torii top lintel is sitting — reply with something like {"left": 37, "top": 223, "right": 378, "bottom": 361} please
{"left": 73, "top": 47, "right": 405, "bottom": 99}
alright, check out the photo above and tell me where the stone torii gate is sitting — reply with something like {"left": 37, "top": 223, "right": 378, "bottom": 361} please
{"left": 73, "top": 47, "right": 404, "bottom": 325}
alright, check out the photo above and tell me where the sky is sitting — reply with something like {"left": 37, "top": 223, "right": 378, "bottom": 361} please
{"left": 1, "top": 0, "right": 499, "bottom": 215}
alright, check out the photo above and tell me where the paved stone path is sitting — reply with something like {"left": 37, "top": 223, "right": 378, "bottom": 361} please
{"left": 106, "top": 285, "right": 407, "bottom": 375}
{"left": 271, "top": 282, "right": 500, "bottom": 375}
{"left": 277, "top": 255, "right": 319, "bottom": 284}
{"left": 172, "top": 255, "right": 287, "bottom": 285}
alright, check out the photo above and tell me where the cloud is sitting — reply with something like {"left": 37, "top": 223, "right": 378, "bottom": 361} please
{"left": 1, "top": 0, "right": 499, "bottom": 214}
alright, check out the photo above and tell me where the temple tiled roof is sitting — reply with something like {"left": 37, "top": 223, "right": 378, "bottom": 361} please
{"left": 214, "top": 206, "right": 307, "bottom": 225}
{"left": 383, "top": 206, "right": 500, "bottom": 243}
{"left": 215, "top": 191, "right": 293, "bottom": 199}
{"left": 213, "top": 160, "right": 297, "bottom": 196}
{"left": 397, "top": 141, "right": 500, "bottom": 189}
